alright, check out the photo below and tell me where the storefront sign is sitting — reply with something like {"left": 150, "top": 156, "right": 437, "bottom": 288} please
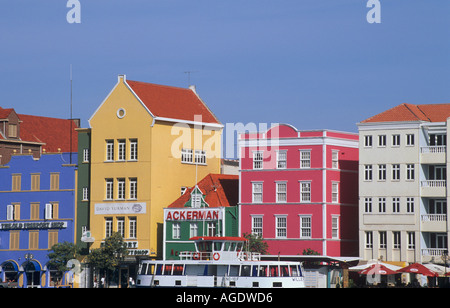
{"left": 127, "top": 249, "right": 149, "bottom": 256}
{"left": 95, "top": 202, "right": 146, "bottom": 215}
{"left": 0, "top": 221, "right": 68, "bottom": 230}
{"left": 165, "top": 209, "right": 221, "bottom": 221}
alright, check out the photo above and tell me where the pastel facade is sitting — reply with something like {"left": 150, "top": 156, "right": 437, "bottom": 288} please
{"left": 88, "top": 75, "right": 222, "bottom": 263}
{"left": 0, "top": 153, "right": 77, "bottom": 287}
{"left": 358, "top": 103, "right": 450, "bottom": 264}
{"left": 239, "top": 124, "right": 359, "bottom": 257}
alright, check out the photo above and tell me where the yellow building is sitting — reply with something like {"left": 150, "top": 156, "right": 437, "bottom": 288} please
{"left": 88, "top": 75, "right": 222, "bottom": 268}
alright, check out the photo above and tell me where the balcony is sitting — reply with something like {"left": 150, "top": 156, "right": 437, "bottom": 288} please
{"left": 421, "top": 248, "right": 448, "bottom": 263}
{"left": 421, "top": 146, "right": 446, "bottom": 164}
{"left": 421, "top": 214, "right": 447, "bottom": 232}
{"left": 421, "top": 180, "right": 447, "bottom": 197}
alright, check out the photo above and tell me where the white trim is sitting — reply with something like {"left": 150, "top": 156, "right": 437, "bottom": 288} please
{"left": 239, "top": 137, "right": 358, "bottom": 149}
{"left": 153, "top": 117, "right": 224, "bottom": 129}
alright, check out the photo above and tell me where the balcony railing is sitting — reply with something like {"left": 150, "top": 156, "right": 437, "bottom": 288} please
{"left": 422, "top": 248, "right": 448, "bottom": 257}
{"left": 420, "top": 146, "right": 446, "bottom": 154}
{"left": 421, "top": 214, "right": 447, "bottom": 222}
{"left": 421, "top": 180, "right": 447, "bottom": 188}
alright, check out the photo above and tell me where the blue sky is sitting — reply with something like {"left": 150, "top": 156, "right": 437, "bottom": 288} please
{"left": 0, "top": 1, "right": 449, "bottom": 152}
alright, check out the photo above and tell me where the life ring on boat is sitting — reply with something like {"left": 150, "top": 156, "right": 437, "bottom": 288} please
{"left": 213, "top": 253, "right": 220, "bottom": 261}
{"left": 193, "top": 252, "right": 200, "bottom": 260}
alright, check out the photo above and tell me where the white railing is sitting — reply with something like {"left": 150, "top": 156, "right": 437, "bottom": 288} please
{"left": 421, "top": 248, "right": 448, "bottom": 257}
{"left": 421, "top": 180, "right": 447, "bottom": 187}
{"left": 178, "top": 251, "right": 261, "bottom": 261}
{"left": 421, "top": 214, "right": 447, "bottom": 222}
{"left": 420, "top": 146, "right": 446, "bottom": 154}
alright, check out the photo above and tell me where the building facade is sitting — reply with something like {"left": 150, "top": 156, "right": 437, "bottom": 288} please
{"left": 358, "top": 103, "right": 450, "bottom": 264}
{"left": 87, "top": 75, "right": 222, "bottom": 267}
{"left": 239, "top": 124, "right": 359, "bottom": 257}
{"left": 163, "top": 173, "right": 239, "bottom": 260}
{"left": 0, "top": 153, "right": 77, "bottom": 287}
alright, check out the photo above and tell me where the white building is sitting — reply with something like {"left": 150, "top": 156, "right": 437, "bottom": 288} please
{"left": 358, "top": 103, "right": 450, "bottom": 264}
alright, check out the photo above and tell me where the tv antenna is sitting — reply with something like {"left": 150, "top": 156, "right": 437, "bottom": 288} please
{"left": 184, "top": 71, "right": 198, "bottom": 86}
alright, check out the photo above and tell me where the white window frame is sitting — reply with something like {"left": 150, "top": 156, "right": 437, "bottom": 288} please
{"left": 276, "top": 182, "right": 287, "bottom": 203}
{"left": 378, "top": 197, "right": 386, "bottom": 213}
{"left": 276, "top": 150, "right": 287, "bottom": 169}
{"left": 117, "top": 217, "right": 125, "bottom": 238}
{"left": 365, "top": 231, "right": 373, "bottom": 249}
{"left": 364, "top": 197, "right": 372, "bottom": 213}
{"left": 393, "top": 231, "right": 401, "bottom": 249}
{"left": 300, "top": 181, "right": 311, "bottom": 203}
{"left": 378, "top": 164, "right": 386, "bottom": 181}
{"left": 194, "top": 150, "right": 206, "bottom": 165}
{"left": 117, "top": 178, "right": 126, "bottom": 200}
{"left": 118, "top": 139, "right": 126, "bottom": 161}
{"left": 129, "top": 217, "right": 137, "bottom": 239}
{"left": 172, "top": 223, "right": 181, "bottom": 239}
{"left": 300, "top": 150, "right": 311, "bottom": 169}
{"left": 406, "top": 164, "right": 415, "bottom": 181}
{"left": 82, "top": 187, "right": 89, "bottom": 201}
{"left": 45, "top": 203, "right": 53, "bottom": 220}
{"left": 252, "top": 182, "right": 263, "bottom": 203}
{"left": 378, "top": 135, "right": 386, "bottom": 147}
{"left": 392, "top": 197, "right": 400, "bottom": 213}
{"left": 191, "top": 193, "right": 202, "bottom": 208}
{"left": 181, "top": 148, "right": 193, "bottom": 163}
{"left": 392, "top": 134, "right": 400, "bottom": 147}
{"left": 190, "top": 223, "right": 198, "bottom": 238}
{"left": 253, "top": 151, "right": 263, "bottom": 170}
{"left": 406, "top": 134, "right": 415, "bottom": 146}
{"left": 129, "top": 178, "right": 137, "bottom": 200}
{"left": 105, "top": 179, "right": 114, "bottom": 200}
{"left": 129, "top": 139, "right": 138, "bottom": 161}
{"left": 392, "top": 164, "right": 400, "bottom": 181}
{"left": 379, "top": 231, "right": 387, "bottom": 249}
{"left": 331, "top": 216, "right": 339, "bottom": 239}
{"left": 83, "top": 148, "right": 89, "bottom": 163}
{"left": 364, "top": 165, "right": 373, "bottom": 181}
{"left": 251, "top": 216, "right": 263, "bottom": 238}
{"left": 7, "top": 204, "right": 14, "bottom": 221}
{"left": 299, "top": 215, "right": 311, "bottom": 239}
{"left": 275, "top": 215, "right": 287, "bottom": 239}
{"left": 364, "top": 135, "right": 373, "bottom": 147}
{"left": 331, "top": 150, "right": 339, "bottom": 169}
{"left": 332, "top": 182, "right": 339, "bottom": 203}
{"left": 105, "top": 218, "right": 113, "bottom": 238}
{"left": 407, "top": 197, "right": 415, "bottom": 213}
{"left": 106, "top": 140, "right": 114, "bottom": 161}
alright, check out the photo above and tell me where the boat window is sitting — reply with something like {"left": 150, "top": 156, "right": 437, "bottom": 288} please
{"left": 155, "top": 264, "right": 163, "bottom": 275}
{"left": 280, "top": 265, "right": 289, "bottom": 277}
{"left": 269, "top": 265, "right": 279, "bottom": 277}
{"left": 205, "top": 242, "right": 212, "bottom": 252}
{"left": 236, "top": 242, "right": 243, "bottom": 251}
{"left": 164, "top": 264, "right": 173, "bottom": 275}
{"left": 148, "top": 264, "right": 155, "bottom": 275}
{"left": 214, "top": 242, "right": 223, "bottom": 251}
{"left": 229, "top": 265, "right": 240, "bottom": 276}
{"left": 139, "top": 263, "right": 147, "bottom": 275}
{"left": 241, "top": 265, "right": 251, "bottom": 277}
{"left": 230, "top": 242, "right": 236, "bottom": 251}
{"left": 252, "top": 265, "right": 258, "bottom": 277}
{"left": 290, "top": 265, "right": 299, "bottom": 277}
{"left": 259, "top": 265, "right": 268, "bottom": 277}
{"left": 173, "top": 264, "right": 184, "bottom": 275}
{"left": 224, "top": 242, "right": 231, "bottom": 251}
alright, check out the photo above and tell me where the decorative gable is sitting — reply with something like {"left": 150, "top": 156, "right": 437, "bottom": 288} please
{"left": 185, "top": 186, "right": 209, "bottom": 208}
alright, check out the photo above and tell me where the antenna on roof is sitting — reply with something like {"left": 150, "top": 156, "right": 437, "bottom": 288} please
{"left": 69, "top": 64, "right": 73, "bottom": 164}
{"left": 184, "top": 71, "right": 198, "bottom": 87}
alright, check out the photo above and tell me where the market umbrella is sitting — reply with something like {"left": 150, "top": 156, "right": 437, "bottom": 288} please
{"left": 358, "top": 263, "right": 398, "bottom": 275}
{"left": 397, "top": 263, "right": 438, "bottom": 277}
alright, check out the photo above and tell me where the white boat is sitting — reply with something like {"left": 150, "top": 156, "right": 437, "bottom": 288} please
{"left": 136, "top": 236, "right": 305, "bottom": 288}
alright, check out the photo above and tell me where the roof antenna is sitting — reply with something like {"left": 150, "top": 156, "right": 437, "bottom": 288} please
{"left": 69, "top": 64, "right": 73, "bottom": 164}
{"left": 184, "top": 71, "right": 198, "bottom": 87}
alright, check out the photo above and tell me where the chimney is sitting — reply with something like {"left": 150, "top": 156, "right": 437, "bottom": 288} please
{"left": 118, "top": 74, "right": 127, "bottom": 83}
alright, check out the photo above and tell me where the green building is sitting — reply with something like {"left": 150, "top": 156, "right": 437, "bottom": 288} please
{"left": 163, "top": 174, "right": 239, "bottom": 260}
{"left": 75, "top": 128, "right": 91, "bottom": 253}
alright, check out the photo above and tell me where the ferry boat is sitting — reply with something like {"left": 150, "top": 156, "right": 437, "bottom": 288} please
{"left": 136, "top": 236, "right": 305, "bottom": 288}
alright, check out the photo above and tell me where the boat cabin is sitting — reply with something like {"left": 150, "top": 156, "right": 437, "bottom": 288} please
{"left": 179, "top": 236, "right": 260, "bottom": 261}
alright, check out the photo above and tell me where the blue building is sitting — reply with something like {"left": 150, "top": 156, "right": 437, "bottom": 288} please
{"left": 0, "top": 153, "right": 77, "bottom": 287}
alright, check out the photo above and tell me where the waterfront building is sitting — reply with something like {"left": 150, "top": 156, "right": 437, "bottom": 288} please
{"left": 239, "top": 124, "right": 359, "bottom": 257}
{"left": 358, "top": 103, "right": 450, "bottom": 264}
{"left": 0, "top": 153, "right": 77, "bottom": 287}
{"left": 87, "top": 74, "right": 222, "bottom": 275}
{"left": 163, "top": 173, "right": 239, "bottom": 260}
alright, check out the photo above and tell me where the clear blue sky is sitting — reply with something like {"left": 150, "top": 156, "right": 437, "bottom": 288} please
{"left": 0, "top": 1, "right": 449, "bottom": 149}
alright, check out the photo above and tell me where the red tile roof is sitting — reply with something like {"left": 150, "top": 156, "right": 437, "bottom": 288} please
{"left": 361, "top": 103, "right": 450, "bottom": 123}
{"left": 0, "top": 107, "right": 78, "bottom": 153}
{"left": 126, "top": 80, "right": 221, "bottom": 125}
{"left": 168, "top": 174, "right": 239, "bottom": 208}
{"left": 18, "top": 114, "right": 78, "bottom": 153}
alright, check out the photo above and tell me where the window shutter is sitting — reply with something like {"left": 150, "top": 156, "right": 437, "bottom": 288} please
{"left": 45, "top": 203, "right": 53, "bottom": 219}
{"left": 7, "top": 205, "right": 14, "bottom": 221}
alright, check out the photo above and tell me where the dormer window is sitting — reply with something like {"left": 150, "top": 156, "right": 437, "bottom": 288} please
{"left": 8, "top": 124, "right": 17, "bottom": 138}
{"left": 191, "top": 193, "right": 202, "bottom": 208}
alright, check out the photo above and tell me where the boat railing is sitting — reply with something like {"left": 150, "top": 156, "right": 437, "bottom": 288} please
{"left": 178, "top": 250, "right": 261, "bottom": 261}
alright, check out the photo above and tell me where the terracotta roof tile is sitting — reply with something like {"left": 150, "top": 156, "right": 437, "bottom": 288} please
{"left": 168, "top": 174, "right": 238, "bottom": 208}
{"left": 126, "top": 80, "right": 220, "bottom": 125}
{"left": 17, "top": 113, "right": 78, "bottom": 153}
{"left": 361, "top": 103, "right": 450, "bottom": 123}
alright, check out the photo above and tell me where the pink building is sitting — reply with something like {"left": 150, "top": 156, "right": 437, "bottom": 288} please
{"left": 239, "top": 124, "right": 359, "bottom": 257}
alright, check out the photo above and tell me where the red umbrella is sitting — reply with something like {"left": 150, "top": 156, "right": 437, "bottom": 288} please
{"left": 397, "top": 263, "right": 438, "bottom": 277}
{"left": 359, "top": 264, "right": 398, "bottom": 275}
